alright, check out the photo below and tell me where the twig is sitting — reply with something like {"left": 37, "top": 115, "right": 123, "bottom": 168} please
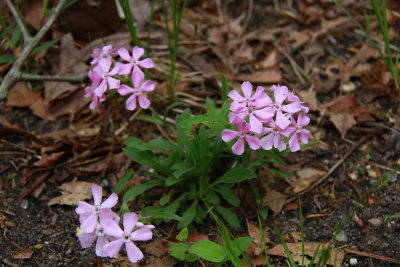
{"left": 19, "top": 73, "right": 85, "bottom": 82}
{"left": 5, "top": 0, "right": 31, "bottom": 43}
{"left": 344, "top": 248, "right": 400, "bottom": 264}
{"left": 0, "top": 0, "right": 68, "bottom": 100}
{"left": 285, "top": 136, "right": 369, "bottom": 205}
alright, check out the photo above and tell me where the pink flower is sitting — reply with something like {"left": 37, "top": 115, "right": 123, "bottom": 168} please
{"left": 103, "top": 212, "right": 155, "bottom": 263}
{"left": 91, "top": 43, "right": 123, "bottom": 66}
{"left": 270, "top": 85, "right": 301, "bottom": 130}
{"left": 259, "top": 120, "right": 287, "bottom": 152}
{"left": 84, "top": 70, "right": 105, "bottom": 110}
{"left": 117, "top": 70, "right": 155, "bottom": 110}
{"left": 75, "top": 185, "right": 118, "bottom": 233}
{"left": 228, "top": 82, "right": 274, "bottom": 134}
{"left": 222, "top": 116, "right": 261, "bottom": 155}
{"left": 280, "top": 113, "right": 310, "bottom": 152}
{"left": 93, "top": 59, "right": 120, "bottom": 97}
{"left": 78, "top": 210, "right": 119, "bottom": 257}
{"left": 116, "top": 46, "right": 154, "bottom": 75}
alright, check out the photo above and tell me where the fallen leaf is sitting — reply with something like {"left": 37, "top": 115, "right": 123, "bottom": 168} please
{"left": 33, "top": 152, "right": 65, "bottom": 167}
{"left": 237, "top": 68, "right": 282, "bottom": 83}
{"left": 262, "top": 187, "right": 287, "bottom": 214}
{"left": 288, "top": 177, "right": 317, "bottom": 194}
{"left": 246, "top": 222, "right": 271, "bottom": 256}
{"left": 13, "top": 248, "right": 34, "bottom": 259}
{"left": 323, "top": 95, "right": 357, "bottom": 113}
{"left": 47, "top": 181, "right": 98, "bottom": 206}
{"left": 296, "top": 167, "right": 325, "bottom": 179}
{"left": 329, "top": 112, "right": 357, "bottom": 138}
{"left": 142, "top": 239, "right": 169, "bottom": 257}
{"left": 298, "top": 89, "right": 319, "bottom": 111}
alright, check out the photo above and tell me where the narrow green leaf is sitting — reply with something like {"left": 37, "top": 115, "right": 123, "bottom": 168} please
{"left": 232, "top": 237, "right": 253, "bottom": 256}
{"left": 215, "top": 206, "right": 240, "bottom": 230}
{"left": 264, "top": 168, "right": 291, "bottom": 179}
{"left": 136, "top": 114, "right": 165, "bottom": 126}
{"left": 272, "top": 224, "right": 297, "bottom": 267}
{"left": 31, "top": 39, "right": 59, "bottom": 56}
{"left": 122, "top": 180, "right": 163, "bottom": 204}
{"left": 213, "top": 185, "right": 240, "bottom": 207}
{"left": 169, "top": 242, "right": 189, "bottom": 261}
{"left": 220, "top": 75, "right": 229, "bottom": 103}
{"left": 10, "top": 26, "right": 21, "bottom": 49}
{"left": 176, "top": 227, "right": 188, "bottom": 241}
{"left": 177, "top": 200, "right": 197, "bottom": 229}
{"left": 0, "top": 55, "right": 16, "bottom": 64}
{"left": 160, "top": 191, "right": 173, "bottom": 206}
{"left": 203, "top": 191, "right": 220, "bottom": 205}
{"left": 123, "top": 147, "right": 158, "bottom": 167}
{"left": 211, "top": 168, "right": 256, "bottom": 187}
{"left": 188, "top": 240, "right": 226, "bottom": 262}
{"left": 115, "top": 168, "right": 133, "bottom": 194}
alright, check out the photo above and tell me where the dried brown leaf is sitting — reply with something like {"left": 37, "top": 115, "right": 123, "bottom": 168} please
{"left": 246, "top": 222, "right": 271, "bottom": 256}
{"left": 47, "top": 181, "right": 98, "bottom": 206}
{"left": 329, "top": 112, "right": 357, "bottom": 138}
{"left": 237, "top": 68, "right": 282, "bottom": 83}
{"left": 262, "top": 187, "right": 287, "bottom": 214}
{"left": 33, "top": 152, "right": 65, "bottom": 168}
{"left": 13, "top": 248, "right": 34, "bottom": 259}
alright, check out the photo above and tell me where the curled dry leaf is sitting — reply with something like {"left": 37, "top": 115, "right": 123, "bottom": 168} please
{"left": 329, "top": 112, "right": 357, "bottom": 138}
{"left": 13, "top": 248, "right": 34, "bottom": 259}
{"left": 236, "top": 68, "right": 282, "bottom": 83}
{"left": 47, "top": 181, "right": 98, "bottom": 206}
{"left": 262, "top": 187, "right": 287, "bottom": 215}
{"left": 246, "top": 222, "right": 271, "bottom": 256}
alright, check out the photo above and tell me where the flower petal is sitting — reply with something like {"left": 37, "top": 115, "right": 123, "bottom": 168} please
{"left": 132, "top": 46, "right": 145, "bottom": 61}
{"left": 125, "top": 241, "right": 144, "bottom": 263}
{"left": 107, "top": 77, "right": 120, "bottom": 90}
{"left": 260, "top": 133, "right": 274, "bottom": 150}
{"left": 138, "top": 95, "right": 151, "bottom": 109}
{"left": 101, "top": 193, "right": 118, "bottom": 209}
{"left": 297, "top": 113, "right": 310, "bottom": 127}
{"left": 139, "top": 58, "right": 154, "bottom": 68}
{"left": 228, "top": 90, "right": 245, "bottom": 102}
{"left": 231, "top": 137, "right": 245, "bottom": 155}
{"left": 254, "top": 107, "right": 274, "bottom": 120}
{"left": 95, "top": 236, "right": 110, "bottom": 257}
{"left": 116, "top": 62, "right": 133, "bottom": 75}
{"left": 76, "top": 201, "right": 93, "bottom": 216}
{"left": 250, "top": 86, "right": 265, "bottom": 101}
{"left": 288, "top": 134, "right": 300, "bottom": 152}
{"left": 118, "top": 47, "right": 131, "bottom": 61}
{"left": 241, "top": 81, "right": 253, "bottom": 99}
{"left": 103, "top": 219, "right": 124, "bottom": 238}
{"left": 81, "top": 213, "right": 98, "bottom": 233}
{"left": 274, "top": 134, "right": 286, "bottom": 152}
{"left": 118, "top": 84, "right": 134, "bottom": 96}
{"left": 231, "top": 116, "right": 245, "bottom": 132}
{"left": 245, "top": 135, "right": 261, "bottom": 150}
{"left": 91, "top": 185, "right": 102, "bottom": 205}
{"left": 132, "top": 70, "right": 144, "bottom": 89}
{"left": 221, "top": 129, "right": 239, "bottom": 142}
{"left": 140, "top": 80, "right": 155, "bottom": 92}
{"left": 103, "top": 238, "right": 124, "bottom": 257}
{"left": 274, "top": 85, "right": 288, "bottom": 105}
{"left": 78, "top": 232, "right": 97, "bottom": 248}
{"left": 275, "top": 110, "right": 291, "bottom": 130}
{"left": 249, "top": 115, "right": 263, "bottom": 134}
{"left": 282, "top": 102, "right": 301, "bottom": 114}
{"left": 126, "top": 95, "right": 137, "bottom": 110}
{"left": 123, "top": 212, "right": 139, "bottom": 234}
{"left": 130, "top": 225, "right": 154, "bottom": 241}
{"left": 300, "top": 129, "right": 310, "bottom": 144}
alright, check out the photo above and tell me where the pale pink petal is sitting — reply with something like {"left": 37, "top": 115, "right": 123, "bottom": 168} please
{"left": 297, "top": 113, "right": 310, "bottom": 127}
{"left": 126, "top": 95, "right": 137, "bottom": 110}
{"left": 81, "top": 213, "right": 98, "bottom": 233}
{"left": 76, "top": 201, "right": 93, "bottom": 216}
{"left": 250, "top": 86, "right": 265, "bottom": 101}
{"left": 280, "top": 126, "right": 296, "bottom": 137}
{"left": 241, "top": 81, "right": 253, "bottom": 99}
{"left": 125, "top": 241, "right": 144, "bottom": 263}
{"left": 95, "top": 236, "right": 110, "bottom": 257}
{"left": 249, "top": 115, "right": 263, "bottom": 134}
{"left": 221, "top": 129, "right": 239, "bottom": 142}
{"left": 118, "top": 47, "right": 132, "bottom": 61}
{"left": 275, "top": 110, "right": 291, "bottom": 130}
{"left": 254, "top": 107, "right": 274, "bottom": 120}
{"left": 228, "top": 90, "right": 245, "bottom": 102}
{"left": 109, "top": 65, "right": 119, "bottom": 76}
{"left": 138, "top": 95, "right": 151, "bottom": 109}
{"left": 231, "top": 138, "right": 245, "bottom": 155}
{"left": 99, "top": 58, "right": 112, "bottom": 73}
{"left": 91, "top": 186, "right": 103, "bottom": 205}
{"left": 231, "top": 116, "right": 245, "bottom": 132}
{"left": 139, "top": 58, "right": 154, "bottom": 68}
{"left": 245, "top": 135, "right": 261, "bottom": 150}
{"left": 274, "top": 85, "right": 288, "bottom": 105}
{"left": 140, "top": 80, "right": 155, "bottom": 92}
{"left": 116, "top": 62, "right": 133, "bottom": 75}
{"left": 107, "top": 77, "right": 120, "bottom": 90}
{"left": 132, "top": 70, "right": 144, "bottom": 88}
{"left": 104, "top": 238, "right": 124, "bottom": 257}
{"left": 255, "top": 93, "right": 273, "bottom": 108}
{"left": 89, "top": 95, "right": 98, "bottom": 110}
{"left": 130, "top": 225, "right": 154, "bottom": 241}
{"left": 103, "top": 219, "right": 124, "bottom": 238}
{"left": 274, "top": 134, "right": 286, "bottom": 152}
{"left": 100, "top": 209, "right": 120, "bottom": 224}
{"left": 260, "top": 133, "right": 274, "bottom": 150}
{"left": 300, "top": 129, "right": 310, "bottom": 144}
{"left": 90, "top": 71, "right": 102, "bottom": 88}
{"left": 79, "top": 232, "right": 97, "bottom": 248}
{"left": 123, "top": 212, "right": 139, "bottom": 234}
{"left": 230, "top": 101, "right": 246, "bottom": 112}
{"left": 94, "top": 80, "right": 107, "bottom": 97}
{"left": 91, "top": 48, "right": 102, "bottom": 59}
{"left": 118, "top": 84, "right": 135, "bottom": 96}
{"left": 132, "top": 46, "right": 145, "bottom": 61}
{"left": 282, "top": 102, "right": 301, "bottom": 113}
{"left": 288, "top": 134, "right": 300, "bottom": 152}
{"left": 84, "top": 87, "right": 93, "bottom": 98}
{"left": 101, "top": 193, "right": 118, "bottom": 209}
{"left": 243, "top": 121, "right": 251, "bottom": 134}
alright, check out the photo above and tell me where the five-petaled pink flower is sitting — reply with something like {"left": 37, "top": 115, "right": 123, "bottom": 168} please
{"left": 259, "top": 119, "right": 287, "bottom": 152}
{"left": 270, "top": 85, "right": 301, "bottom": 130}
{"left": 75, "top": 185, "right": 118, "bottom": 233}
{"left": 222, "top": 116, "right": 261, "bottom": 155}
{"left": 118, "top": 70, "right": 155, "bottom": 110}
{"left": 116, "top": 46, "right": 154, "bottom": 75}
{"left": 91, "top": 43, "right": 123, "bottom": 67}
{"left": 84, "top": 70, "right": 105, "bottom": 110}
{"left": 281, "top": 113, "right": 310, "bottom": 152}
{"left": 103, "top": 212, "right": 155, "bottom": 263}
{"left": 93, "top": 59, "right": 120, "bottom": 97}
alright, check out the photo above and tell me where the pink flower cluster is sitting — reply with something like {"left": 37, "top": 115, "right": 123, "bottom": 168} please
{"left": 84, "top": 44, "right": 155, "bottom": 111}
{"left": 76, "top": 185, "right": 154, "bottom": 263}
{"left": 222, "top": 82, "right": 310, "bottom": 155}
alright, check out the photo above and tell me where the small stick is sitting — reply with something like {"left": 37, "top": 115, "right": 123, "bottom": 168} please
{"left": 4, "top": 0, "right": 31, "bottom": 43}
{"left": 285, "top": 136, "right": 369, "bottom": 205}
{"left": 344, "top": 248, "right": 400, "bottom": 264}
{"left": 19, "top": 73, "right": 85, "bottom": 82}
{"left": 0, "top": 0, "right": 68, "bottom": 100}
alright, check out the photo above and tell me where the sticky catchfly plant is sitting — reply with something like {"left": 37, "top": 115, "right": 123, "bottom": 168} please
{"left": 116, "top": 46, "right": 154, "bottom": 75}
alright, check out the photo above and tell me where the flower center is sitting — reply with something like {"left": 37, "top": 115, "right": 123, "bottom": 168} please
{"left": 135, "top": 90, "right": 141, "bottom": 95}
{"left": 123, "top": 234, "right": 130, "bottom": 243}
{"left": 94, "top": 204, "right": 100, "bottom": 214}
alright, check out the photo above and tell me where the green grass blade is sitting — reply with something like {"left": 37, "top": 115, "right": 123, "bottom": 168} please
{"left": 272, "top": 224, "right": 296, "bottom": 267}
{"left": 299, "top": 198, "right": 305, "bottom": 266}
{"left": 257, "top": 211, "right": 271, "bottom": 267}
{"left": 309, "top": 243, "right": 320, "bottom": 266}
{"left": 146, "top": 0, "right": 156, "bottom": 56}
{"left": 41, "top": 0, "right": 49, "bottom": 18}
{"left": 118, "top": 0, "right": 140, "bottom": 46}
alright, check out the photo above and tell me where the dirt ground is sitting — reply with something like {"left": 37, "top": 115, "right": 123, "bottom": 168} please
{"left": 1, "top": 0, "right": 400, "bottom": 266}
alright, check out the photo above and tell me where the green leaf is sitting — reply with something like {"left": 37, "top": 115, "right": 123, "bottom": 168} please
{"left": 160, "top": 191, "right": 173, "bottom": 205}
{"left": 220, "top": 75, "right": 229, "bottom": 104}
{"left": 148, "top": 138, "right": 179, "bottom": 152}
{"left": 176, "top": 227, "right": 188, "bottom": 241}
{"left": 232, "top": 237, "right": 254, "bottom": 256}
{"left": 260, "top": 149, "right": 286, "bottom": 165}
{"left": 31, "top": 39, "right": 59, "bottom": 56}
{"left": 210, "top": 167, "right": 256, "bottom": 187}
{"left": 215, "top": 206, "right": 240, "bottom": 230}
{"left": 172, "top": 162, "right": 194, "bottom": 179}
{"left": 264, "top": 168, "right": 291, "bottom": 179}
{"left": 203, "top": 190, "right": 220, "bottom": 205}
{"left": 10, "top": 26, "right": 21, "bottom": 49}
{"left": 122, "top": 180, "right": 163, "bottom": 204}
{"left": 151, "top": 212, "right": 181, "bottom": 221}
{"left": 124, "top": 136, "right": 147, "bottom": 150}
{"left": 0, "top": 55, "right": 16, "bottom": 64}
{"left": 177, "top": 200, "right": 197, "bottom": 229}
{"left": 123, "top": 147, "right": 158, "bottom": 167}
{"left": 188, "top": 240, "right": 226, "bottom": 262}
{"left": 136, "top": 114, "right": 165, "bottom": 126}
{"left": 115, "top": 168, "right": 133, "bottom": 194}
{"left": 213, "top": 185, "right": 240, "bottom": 207}
{"left": 169, "top": 242, "right": 189, "bottom": 261}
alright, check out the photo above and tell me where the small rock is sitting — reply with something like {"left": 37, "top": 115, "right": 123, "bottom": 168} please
{"left": 336, "top": 230, "right": 347, "bottom": 242}
{"left": 340, "top": 82, "right": 356, "bottom": 93}
{"left": 368, "top": 218, "right": 382, "bottom": 227}
{"left": 349, "top": 258, "right": 358, "bottom": 265}
{"left": 20, "top": 199, "right": 28, "bottom": 209}
{"left": 348, "top": 171, "right": 358, "bottom": 181}
{"left": 388, "top": 173, "right": 398, "bottom": 183}
{"left": 320, "top": 230, "right": 333, "bottom": 239}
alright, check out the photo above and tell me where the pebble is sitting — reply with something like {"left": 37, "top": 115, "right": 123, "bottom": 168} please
{"left": 388, "top": 173, "right": 398, "bottom": 183}
{"left": 349, "top": 258, "right": 358, "bottom": 265}
{"left": 368, "top": 218, "right": 382, "bottom": 227}
{"left": 320, "top": 230, "right": 333, "bottom": 239}
{"left": 20, "top": 199, "right": 28, "bottom": 209}
{"left": 336, "top": 230, "right": 347, "bottom": 242}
